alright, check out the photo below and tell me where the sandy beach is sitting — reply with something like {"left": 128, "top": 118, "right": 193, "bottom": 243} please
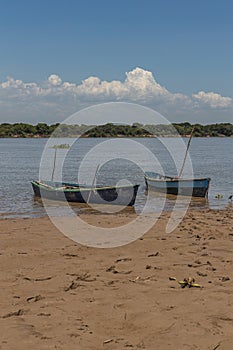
{"left": 0, "top": 208, "right": 233, "bottom": 350}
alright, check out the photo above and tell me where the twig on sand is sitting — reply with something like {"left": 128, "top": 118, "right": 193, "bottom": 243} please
{"left": 212, "top": 342, "right": 221, "bottom": 350}
{"left": 64, "top": 281, "right": 80, "bottom": 291}
{"left": 76, "top": 272, "right": 96, "bottom": 282}
{"left": 160, "top": 322, "right": 176, "bottom": 334}
{"left": 27, "top": 295, "right": 44, "bottom": 303}
{"left": 23, "top": 276, "right": 52, "bottom": 282}
{"left": 2, "top": 309, "right": 26, "bottom": 318}
{"left": 115, "top": 257, "right": 132, "bottom": 263}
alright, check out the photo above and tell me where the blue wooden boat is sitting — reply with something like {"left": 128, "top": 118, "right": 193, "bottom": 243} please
{"left": 145, "top": 172, "right": 210, "bottom": 198}
{"left": 31, "top": 180, "right": 139, "bottom": 206}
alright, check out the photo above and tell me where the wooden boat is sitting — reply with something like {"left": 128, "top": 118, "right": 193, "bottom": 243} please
{"left": 34, "top": 145, "right": 139, "bottom": 206}
{"left": 31, "top": 180, "right": 139, "bottom": 206}
{"left": 144, "top": 128, "right": 211, "bottom": 198}
{"left": 144, "top": 171, "right": 210, "bottom": 198}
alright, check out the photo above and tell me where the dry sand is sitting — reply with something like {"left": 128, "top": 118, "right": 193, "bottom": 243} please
{"left": 0, "top": 208, "right": 233, "bottom": 350}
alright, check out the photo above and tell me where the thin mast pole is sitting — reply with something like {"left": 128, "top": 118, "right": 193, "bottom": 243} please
{"left": 51, "top": 147, "right": 57, "bottom": 181}
{"left": 178, "top": 127, "right": 195, "bottom": 178}
{"left": 87, "top": 164, "right": 100, "bottom": 204}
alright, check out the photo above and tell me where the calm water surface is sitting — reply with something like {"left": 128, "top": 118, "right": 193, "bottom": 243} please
{"left": 0, "top": 137, "right": 232, "bottom": 218}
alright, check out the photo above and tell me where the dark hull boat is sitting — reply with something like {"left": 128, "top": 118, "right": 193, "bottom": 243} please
{"left": 145, "top": 172, "right": 210, "bottom": 198}
{"left": 31, "top": 180, "right": 139, "bottom": 206}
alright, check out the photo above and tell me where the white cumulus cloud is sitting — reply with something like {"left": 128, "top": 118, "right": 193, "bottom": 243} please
{"left": 48, "top": 74, "right": 62, "bottom": 86}
{"left": 72, "top": 67, "right": 173, "bottom": 102}
{"left": 192, "top": 91, "right": 232, "bottom": 108}
{"left": 125, "top": 67, "right": 168, "bottom": 97}
{"left": 0, "top": 67, "right": 232, "bottom": 123}
{"left": 0, "top": 77, "right": 45, "bottom": 97}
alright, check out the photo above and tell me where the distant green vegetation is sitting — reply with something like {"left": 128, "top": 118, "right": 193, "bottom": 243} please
{"left": 0, "top": 122, "right": 232, "bottom": 138}
{"left": 0, "top": 123, "right": 59, "bottom": 138}
{"left": 51, "top": 143, "right": 70, "bottom": 149}
{"left": 83, "top": 123, "right": 151, "bottom": 137}
{"left": 173, "top": 122, "right": 233, "bottom": 137}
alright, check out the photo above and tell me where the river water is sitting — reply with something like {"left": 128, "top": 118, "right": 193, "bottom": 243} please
{"left": 0, "top": 137, "right": 232, "bottom": 218}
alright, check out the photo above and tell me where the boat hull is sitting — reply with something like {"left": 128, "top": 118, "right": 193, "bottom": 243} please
{"left": 145, "top": 172, "right": 210, "bottom": 198}
{"left": 31, "top": 181, "right": 139, "bottom": 206}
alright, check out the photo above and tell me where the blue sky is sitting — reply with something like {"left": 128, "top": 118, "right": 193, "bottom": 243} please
{"left": 0, "top": 0, "right": 232, "bottom": 123}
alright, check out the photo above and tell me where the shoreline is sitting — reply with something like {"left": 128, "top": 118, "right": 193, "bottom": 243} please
{"left": 0, "top": 202, "right": 232, "bottom": 220}
{"left": 1, "top": 135, "right": 233, "bottom": 139}
{"left": 0, "top": 208, "right": 233, "bottom": 349}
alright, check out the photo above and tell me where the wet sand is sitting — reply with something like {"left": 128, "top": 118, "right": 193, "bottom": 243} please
{"left": 0, "top": 208, "right": 233, "bottom": 350}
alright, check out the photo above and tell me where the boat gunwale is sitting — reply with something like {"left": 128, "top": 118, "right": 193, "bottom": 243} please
{"left": 31, "top": 180, "right": 139, "bottom": 192}
{"left": 144, "top": 173, "right": 211, "bottom": 183}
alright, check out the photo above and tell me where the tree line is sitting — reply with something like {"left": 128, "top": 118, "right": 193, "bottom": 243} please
{"left": 0, "top": 122, "right": 232, "bottom": 138}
